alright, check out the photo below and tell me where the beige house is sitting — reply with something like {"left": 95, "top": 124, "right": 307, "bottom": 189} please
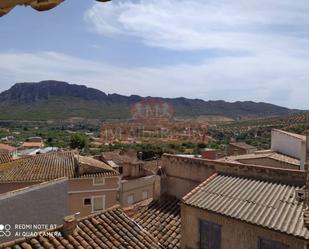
{"left": 102, "top": 150, "right": 161, "bottom": 207}
{"left": 219, "top": 130, "right": 309, "bottom": 170}
{"left": 228, "top": 142, "right": 257, "bottom": 156}
{"left": 271, "top": 129, "right": 307, "bottom": 169}
{"left": 21, "top": 137, "right": 44, "bottom": 149}
{"left": 0, "top": 151, "right": 120, "bottom": 217}
{"left": 181, "top": 173, "right": 309, "bottom": 249}
{"left": 218, "top": 150, "right": 301, "bottom": 170}
{"left": 120, "top": 174, "right": 160, "bottom": 207}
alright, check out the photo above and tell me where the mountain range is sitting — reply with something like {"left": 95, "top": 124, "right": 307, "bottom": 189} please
{"left": 0, "top": 81, "right": 300, "bottom": 120}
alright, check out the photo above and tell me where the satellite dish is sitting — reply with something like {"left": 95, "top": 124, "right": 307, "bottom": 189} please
{"left": 30, "top": 0, "right": 64, "bottom": 12}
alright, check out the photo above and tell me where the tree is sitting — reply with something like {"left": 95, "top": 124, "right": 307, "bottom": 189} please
{"left": 70, "top": 133, "right": 88, "bottom": 150}
{"left": 47, "top": 137, "right": 53, "bottom": 146}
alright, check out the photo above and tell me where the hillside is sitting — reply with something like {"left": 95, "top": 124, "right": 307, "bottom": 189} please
{"left": 0, "top": 81, "right": 300, "bottom": 120}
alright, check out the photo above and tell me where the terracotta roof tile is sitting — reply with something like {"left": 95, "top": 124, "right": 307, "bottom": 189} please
{"left": 133, "top": 196, "right": 181, "bottom": 249}
{"left": 0, "top": 152, "right": 118, "bottom": 183}
{"left": 102, "top": 150, "right": 140, "bottom": 165}
{"left": 0, "top": 144, "right": 16, "bottom": 152}
{"left": 0, "top": 208, "right": 162, "bottom": 249}
{"left": 0, "top": 154, "right": 13, "bottom": 164}
{"left": 21, "top": 142, "right": 44, "bottom": 148}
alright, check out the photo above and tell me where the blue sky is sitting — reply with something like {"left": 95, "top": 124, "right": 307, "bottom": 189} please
{"left": 1, "top": 0, "right": 309, "bottom": 109}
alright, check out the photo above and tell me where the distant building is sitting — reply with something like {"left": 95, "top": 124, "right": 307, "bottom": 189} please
{"left": 120, "top": 175, "right": 159, "bottom": 207}
{"left": 0, "top": 143, "right": 17, "bottom": 157}
{"left": 218, "top": 150, "right": 301, "bottom": 170}
{"left": 271, "top": 129, "right": 307, "bottom": 170}
{"left": 182, "top": 173, "right": 309, "bottom": 249}
{"left": 102, "top": 150, "right": 161, "bottom": 207}
{"left": 219, "top": 130, "right": 309, "bottom": 170}
{"left": 18, "top": 147, "right": 58, "bottom": 156}
{"left": 0, "top": 151, "right": 120, "bottom": 217}
{"left": 227, "top": 142, "right": 257, "bottom": 156}
{"left": 21, "top": 137, "right": 44, "bottom": 149}
{"left": 0, "top": 136, "right": 15, "bottom": 142}
{"left": 27, "top": 136, "right": 44, "bottom": 143}
{"left": 201, "top": 148, "right": 224, "bottom": 160}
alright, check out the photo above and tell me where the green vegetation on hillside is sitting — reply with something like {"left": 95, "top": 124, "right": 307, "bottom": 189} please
{"left": 0, "top": 81, "right": 299, "bottom": 120}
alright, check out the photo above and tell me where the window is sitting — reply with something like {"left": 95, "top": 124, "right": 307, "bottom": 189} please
{"left": 92, "top": 196, "right": 105, "bottom": 212}
{"left": 93, "top": 177, "right": 105, "bottom": 186}
{"left": 200, "top": 220, "right": 221, "bottom": 249}
{"left": 142, "top": 190, "right": 148, "bottom": 200}
{"left": 84, "top": 198, "right": 91, "bottom": 206}
{"left": 127, "top": 195, "right": 134, "bottom": 206}
{"left": 259, "top": 238, "right": 289, "bottom": 249}
{"left": 119, "top": 166, "right": 123, "bottom": 174}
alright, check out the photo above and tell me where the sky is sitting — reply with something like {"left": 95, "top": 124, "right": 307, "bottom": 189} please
{"left": 1, "top": 0, "right": 309, "bottom": 109}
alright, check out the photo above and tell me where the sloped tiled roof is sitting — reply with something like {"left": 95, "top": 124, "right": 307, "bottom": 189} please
{"left": 78, "top": 155, "right": 115, "bottom": 172}
{"left": 0, "top": 151, "right": 118, "bottom": 183}
{"left": 21, "top": 141, "right": 44, "bottom": 148}
{"left": 0, "top": 208, "right": 163, "bottom": 249}
{"left": 0, "top": 143, "right": 16, "bottom": 152}
{"left": 0, "top": 154, "right": 12, "bottom": 164}
{"left": 183, "top": 173, "right": 309, "bottom": 240}
{"left": 133, "top": 196, "right": 181, "bottom": 248}
{"left": 229, "top": 142, "right": 257, "bottom": 150}
{"left": 102, "top": 150, "right": 141, "bottom": 165}
{"left": 220, "top": 151, "right": 300, "bottom": 167}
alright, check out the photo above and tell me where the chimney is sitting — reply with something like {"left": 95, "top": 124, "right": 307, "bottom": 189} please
{"left": 61, "top": 214, "right": 78, "bottom": 238}
{"left": 74, "top": 155, "right": 80, "bottom": 177}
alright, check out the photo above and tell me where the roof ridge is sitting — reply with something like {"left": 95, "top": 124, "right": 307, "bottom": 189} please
{"left": 77, "top": 204, "right": 121, "bottom": 222}
{"left": 183, "top": 173, "right": 309, "bottom": 240}
{"left": 182, "top": 173, "right": 218, "bottom": 202}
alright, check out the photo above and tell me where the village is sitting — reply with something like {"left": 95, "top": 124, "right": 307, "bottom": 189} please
{"left": 0, "top": 99, "right": 308, "bottom": 249}
{"left": 1, "top": 0, "right": 309, "bottom": 249}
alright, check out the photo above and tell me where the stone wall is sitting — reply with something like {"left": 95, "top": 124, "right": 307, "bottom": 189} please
{"left": 161, "top": 154, "right": 306, "bottom": 198}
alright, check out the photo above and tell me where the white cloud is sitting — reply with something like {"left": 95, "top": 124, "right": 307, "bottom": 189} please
{"left": 77, "top": 0, "right": 309, "bottom": 109}
{"left": 84, "top": 0, "right": 309, "bottom": 52}
{"left": 1, "top": 1, "right": 309, "bottom": 109}
{"left": 0, "top": 51, "right": 309, "bottom": 109}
